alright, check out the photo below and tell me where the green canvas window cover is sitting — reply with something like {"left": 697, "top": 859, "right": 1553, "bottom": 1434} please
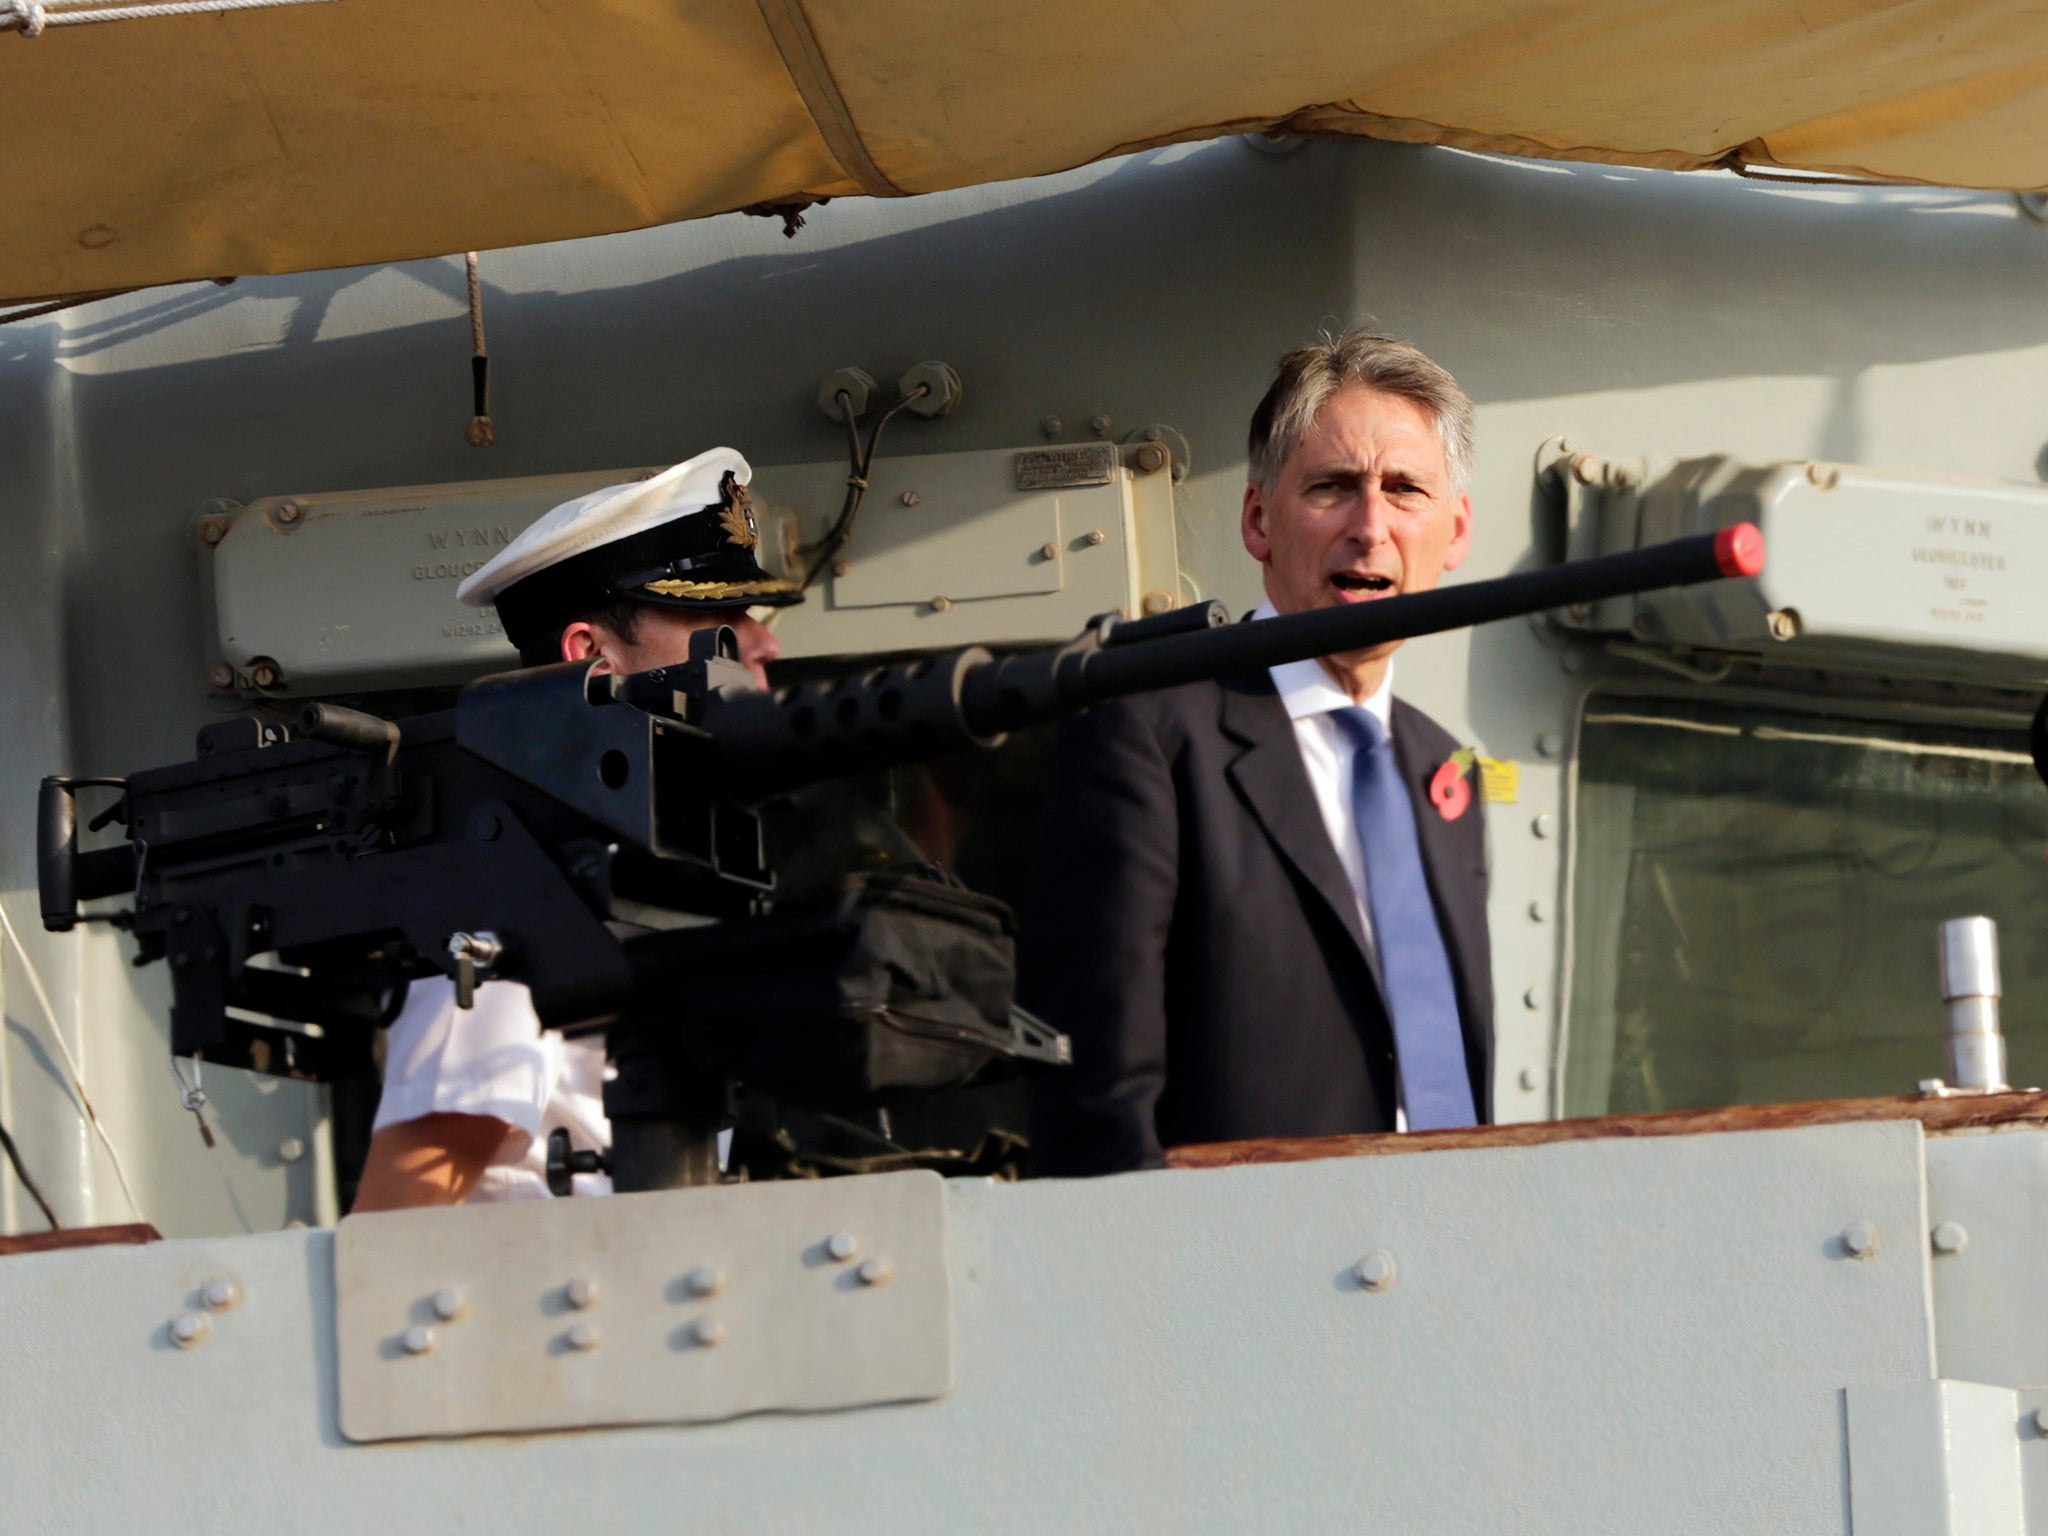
{"left": 1566, "top": 691, "right": 2048, "bottom": 1115}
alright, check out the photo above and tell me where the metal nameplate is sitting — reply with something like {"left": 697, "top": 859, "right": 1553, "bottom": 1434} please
{"left": 333, "top": 1170, "right": 951, "bottom": 1441}
{"left": 1014, "top": 443, "right": 1117, "bottom": 490}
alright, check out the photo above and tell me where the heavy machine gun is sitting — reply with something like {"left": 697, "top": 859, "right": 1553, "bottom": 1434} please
{"left": 38, "top": 526, "right": 1764, "bottom": 1191}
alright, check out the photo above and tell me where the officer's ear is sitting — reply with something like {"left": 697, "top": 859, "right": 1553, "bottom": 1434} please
{"left": 560, "top": 620, "right": 609, "bottom": 670}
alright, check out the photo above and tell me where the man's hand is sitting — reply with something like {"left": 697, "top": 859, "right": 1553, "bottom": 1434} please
{"left": 350, "top": 1112, "right": 511, "bottom": 1212}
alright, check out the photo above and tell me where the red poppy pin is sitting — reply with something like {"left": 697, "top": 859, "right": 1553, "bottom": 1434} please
{"left": 1429, "top": 749, "right": 1477, "bottom": 822}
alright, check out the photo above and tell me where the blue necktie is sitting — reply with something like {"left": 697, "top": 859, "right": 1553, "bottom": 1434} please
{"left": 1332, "top": 707, "right": 1477, "bottom": 1130}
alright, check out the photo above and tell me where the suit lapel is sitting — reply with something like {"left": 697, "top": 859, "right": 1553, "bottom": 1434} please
{"left": 1218, "top": 673, "right": 1373, "bottom": 966}
{"left": 1390, "top": 699, "right": 1487, "bottom": 1030}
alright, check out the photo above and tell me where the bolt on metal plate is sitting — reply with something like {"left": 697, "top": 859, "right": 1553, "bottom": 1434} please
{"left": 1353, "top": 1251, "right": 1397, "bottom": 1292}
{"left": 201, "top": 1277, "right": 241, "bottom": 1312}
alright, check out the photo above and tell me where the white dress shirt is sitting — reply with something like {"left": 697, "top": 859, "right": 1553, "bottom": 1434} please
{"left": 373, "top": 978, "right": 616, "bottom": 1200}
{"left": 374, "top": 977, "right": 733, "bottom": 1199}
{"left": 1253, "top": 597, "right": 1407, "bottom": 1128}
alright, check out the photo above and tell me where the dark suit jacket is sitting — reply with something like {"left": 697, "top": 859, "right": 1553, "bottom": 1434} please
{"left": 1020, "top": 669, "right": 1493, "bottom": 1175}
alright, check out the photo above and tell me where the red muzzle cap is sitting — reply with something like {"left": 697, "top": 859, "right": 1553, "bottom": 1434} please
{"left": 1714, "top": 522, "right": 1765, "bottom": 579}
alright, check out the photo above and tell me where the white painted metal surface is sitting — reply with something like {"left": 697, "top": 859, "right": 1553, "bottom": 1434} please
{"left": 1848, "top": 1381, "right": 2027, "bottom": 1536}
{"left": 1736, "top": 465, "right": 2044, "bottom": 664}
{"left": 753, "top": 446, "right": 1176, "bottom": 655}
{"left": 212, "top": 469, "right": 648, "bottom": 689}
{"left": 0, "top": 1122, "right": 1946, "bottom": 1532}
{"left": 334, "top": 1170, "right": 951, "bottom": 1441}
{"left": 1571, "top": 452, "right": 2048, "bottom": 675}
{"left": 1925, "top": 1130, "right": 2048, "bottom": 1389}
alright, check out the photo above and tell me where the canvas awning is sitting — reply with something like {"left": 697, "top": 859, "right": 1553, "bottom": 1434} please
{"left": 9, "top": 0, "right": 2048, "bottom": 303}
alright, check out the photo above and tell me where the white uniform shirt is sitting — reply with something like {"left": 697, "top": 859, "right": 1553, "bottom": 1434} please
{"left": 1253, "top": 598, "right": 1407, "bottom": 1129}
{"left": 372, "top": 978, "right": 614, "bottom": 1201}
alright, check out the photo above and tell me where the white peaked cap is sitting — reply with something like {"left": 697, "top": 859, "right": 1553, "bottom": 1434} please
{"left": 456, "top": 446, "right": 753, "bottom": 608}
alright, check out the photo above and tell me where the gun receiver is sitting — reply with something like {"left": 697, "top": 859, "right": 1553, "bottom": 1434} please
{"left": 37, "top": 526, "right": 1760, "bottom": 1189}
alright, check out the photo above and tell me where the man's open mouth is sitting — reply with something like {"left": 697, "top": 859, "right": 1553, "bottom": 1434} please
{"left": 1330, "top": 572, "right": 1395, "bottom": 595}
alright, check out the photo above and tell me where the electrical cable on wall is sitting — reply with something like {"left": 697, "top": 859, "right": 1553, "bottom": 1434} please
{"left": 0, "top": 1116, "right": 61, "bottom": 1229}
{"left": 0, "top": 898, "right": 144, "bottom": 1222}
{"left": 801, "top": 381, "right": 932, "bottom": 591}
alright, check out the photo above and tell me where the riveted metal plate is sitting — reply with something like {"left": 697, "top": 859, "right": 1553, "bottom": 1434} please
{"left": 1014, "top": 443, "right": 1117, "bottom": 489}
{"left": 334, "top": 1170, "right": 950, "bottom": 1441}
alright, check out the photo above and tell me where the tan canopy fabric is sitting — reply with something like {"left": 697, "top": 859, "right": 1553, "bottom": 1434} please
{"left": 10, "top": 0, "right": 2048, "bottom": 302}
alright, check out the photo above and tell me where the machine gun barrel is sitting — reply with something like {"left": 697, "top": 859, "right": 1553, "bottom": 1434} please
{"left": 704, "top": 525, "right": 1763, "bottom": 795}
{"left": 968, "top": 523, "right": 1760, "bottom": 733}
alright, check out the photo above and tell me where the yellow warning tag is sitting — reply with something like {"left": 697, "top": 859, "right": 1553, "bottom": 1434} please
{"left": 1477, "top": 756, "right": 1519, "bottom": 804}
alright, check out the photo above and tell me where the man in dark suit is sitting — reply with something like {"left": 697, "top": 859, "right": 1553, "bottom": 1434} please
{"left": 1021, "top": 330, "right": 1492, "bottom": 1174}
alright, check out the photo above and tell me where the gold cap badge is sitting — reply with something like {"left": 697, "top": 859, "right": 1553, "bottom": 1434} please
{"left": 717, "top": 471, "right": 758, "bottom": 550}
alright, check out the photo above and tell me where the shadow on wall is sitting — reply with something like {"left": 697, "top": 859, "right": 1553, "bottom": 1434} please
{"left": 1355, "top": 146, "right": 2048, "bottom": 409}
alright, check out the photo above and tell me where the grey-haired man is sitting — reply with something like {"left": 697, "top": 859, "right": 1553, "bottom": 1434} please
{"left": 1021, "top": 330, "right": 1495, "bottom": 1174}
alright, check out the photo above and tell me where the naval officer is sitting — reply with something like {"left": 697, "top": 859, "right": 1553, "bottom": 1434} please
{"left": 350, "top": 446, "right": 801, "bottom": 1210}
{"left": 1020, "top": 330, "right": 1494, "bottom": 1174}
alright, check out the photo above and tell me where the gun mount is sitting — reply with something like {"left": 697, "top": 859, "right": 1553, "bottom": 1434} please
{"left": 38, "top": 526, "right": 1762, "bottom": 1192}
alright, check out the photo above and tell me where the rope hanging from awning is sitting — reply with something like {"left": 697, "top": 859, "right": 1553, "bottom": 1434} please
{"left": 463, "top": 251, "right": 495, "bottom": 448}
{"left": 2, "top": 0, "right": 340, "bottom": 35}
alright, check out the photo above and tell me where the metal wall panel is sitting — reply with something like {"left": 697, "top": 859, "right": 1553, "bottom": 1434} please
{"left": 0, "top": 1123, "right": 1936, "bottom": 1532}
{"left": 1926, "top": 1131, "right": 2048, "bottom": 1388}
{"left": 1848, "top": 1380, "right": 2026, "bottom": 1536}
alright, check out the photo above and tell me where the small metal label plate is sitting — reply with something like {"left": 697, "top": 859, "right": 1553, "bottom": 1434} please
{"left": 1014, "top": 443, "right": 1117, "bottom": 490}
{"left": 334, "top": 1170, "right": 950, "bottom": 1441}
